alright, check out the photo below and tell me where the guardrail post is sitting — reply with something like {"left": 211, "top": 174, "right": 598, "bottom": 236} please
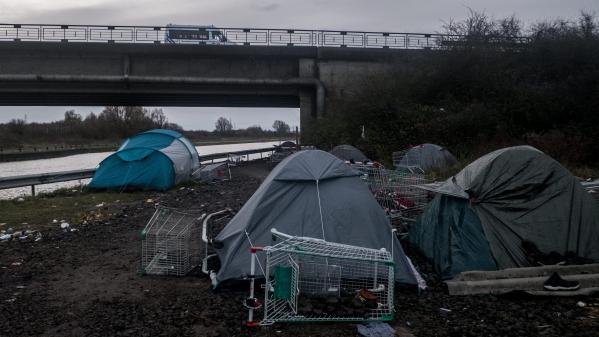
{"left": 31, "top": 184, "right": 35, "bottom": 196}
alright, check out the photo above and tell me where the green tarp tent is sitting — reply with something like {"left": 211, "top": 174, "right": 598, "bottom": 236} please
{"left": 410, "top": 146, "right": 599, "bottom": 279}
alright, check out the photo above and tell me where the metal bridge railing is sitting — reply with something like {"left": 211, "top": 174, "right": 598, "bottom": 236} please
{"left": 0, "top": 24, "right": 530, "bottom": 49}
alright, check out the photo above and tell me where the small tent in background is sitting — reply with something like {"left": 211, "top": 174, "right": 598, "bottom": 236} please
{"left": 213, "top": 150, "right": 420, "bottom": 286}
{"left": 393, "top": 143, "right": 457, "bottom": 172}
{"left": 270, "top": 141, "right": 297, "bottom": 164}
{"left": 278, "top": 141, "right": 296, "bottom": 149}
{"left": 330, "top": 144, "right": 369, "bottom": 163}
{"left": 409, "top": 146, "right": 599, "bottom": 279}
{"left": 90, "top": 129, "right": 200, "bottom": 191}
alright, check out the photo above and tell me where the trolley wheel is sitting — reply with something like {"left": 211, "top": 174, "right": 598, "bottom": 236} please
{"left": 243, "top": 297, "right": 263, "bottom": 310}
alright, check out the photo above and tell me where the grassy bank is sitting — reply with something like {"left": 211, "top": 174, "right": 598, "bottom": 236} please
{"left": 0, "top": 188, "right": 150, "bottom": 231}
{"left": 424, "top": 157, "right": 599, "bottom": 183}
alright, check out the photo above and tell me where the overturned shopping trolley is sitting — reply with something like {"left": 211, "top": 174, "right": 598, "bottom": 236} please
{"left": 193, "top": 162, "right": 232, "bottom": 182}
{"left": 353, "top": 165, "right": 430, "bottom": 223}
{"left": 140, "top": 207, "right": 205, "bottom": 276}
{"left": 246, "top": 229, "right": 395, "bottom": 326}
{"left": 201, "top": 208, "right": 236, "bottom": 285}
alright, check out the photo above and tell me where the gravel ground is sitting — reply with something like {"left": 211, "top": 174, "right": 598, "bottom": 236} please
{"left": 1, "top": 161, "right": 597, "bottom": 337}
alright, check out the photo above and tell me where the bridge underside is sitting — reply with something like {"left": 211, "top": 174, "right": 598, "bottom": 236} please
{"left": 0, "top": 41, "right": 412, "bottom": 144}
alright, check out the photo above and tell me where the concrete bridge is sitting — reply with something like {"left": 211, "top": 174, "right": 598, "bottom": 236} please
{"left": 0, "top": 42, "right": 419, "bottom": 143}
{"left": 0, "top": 24, "right": 527, "bottom": 143}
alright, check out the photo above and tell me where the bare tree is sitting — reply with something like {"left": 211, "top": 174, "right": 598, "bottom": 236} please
{"left": 149, "top": 108, "right": 167, "bottom": 128}
{"left": 442, "top": 8, "right": 524, "bottom": 44}
{"left": 215, "top": 117, "right": 233, "bottom": 133}
{"left": 272, "top": 120, "right": 290, "bottom": 134}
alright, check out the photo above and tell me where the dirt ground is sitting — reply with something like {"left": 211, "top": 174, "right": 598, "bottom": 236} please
{"left": 1, "top": 160, "right": 598, "bottom": 337}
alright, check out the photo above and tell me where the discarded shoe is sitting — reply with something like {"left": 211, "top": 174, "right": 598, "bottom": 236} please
{"left": 543, "top": 272, "right": 580, "bottom": 291}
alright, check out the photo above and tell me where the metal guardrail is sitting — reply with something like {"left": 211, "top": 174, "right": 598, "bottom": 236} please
{"left": 0, "top": 24, "right": 530, "bottom": 49}
{"left": 0, "top": 147, "right": 276, "bottom": 196}
{"left": 200, "top": 147, "right": 275, "bottom": 162}
{"left": 0, "top": 168, "right": 96, "bottom": 195}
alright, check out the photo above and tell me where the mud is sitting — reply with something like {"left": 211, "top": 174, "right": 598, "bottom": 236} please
{"left": 1, "top": 161, "right": 597, "bottom": 337}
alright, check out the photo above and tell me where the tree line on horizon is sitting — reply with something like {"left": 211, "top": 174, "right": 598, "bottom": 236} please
{"left": 0, "top": 107, "right": 294, "bottom": 148}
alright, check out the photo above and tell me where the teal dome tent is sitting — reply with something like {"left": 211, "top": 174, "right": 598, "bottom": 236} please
{"left": 90, "top": 129, "right": 199, "bottom": 191}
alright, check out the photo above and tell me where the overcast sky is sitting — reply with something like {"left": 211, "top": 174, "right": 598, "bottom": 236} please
{"left": 1, "top": 0, "right": 597, "bottom": 130}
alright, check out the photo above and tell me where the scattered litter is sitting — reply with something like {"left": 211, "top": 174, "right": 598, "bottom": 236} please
{"left": 439, "top": 308, "right": 452, "bottom": 315}
{"left": 60, "top": 222, "right": 70, "bottom": 230}
{"left": 0, "top": 234, "right": 11, "bottom": 241}
{"left": 34, "top": 232, "right": 42, "bottom": 242}
{"left": 0, "top": 223, "right": 6, "bottom": 226}
{"left": 52, "top": 219, "right": 58, "bottom": 223}
{"left": 146, "top": 199, "right": 153, "bottom": 203}
{"left": 15, "top": 285, "right": 25, "bottom": 289}
{"left": 70, "top": 228, "right": 78, "bottom": 232}
{"left": 11, "top": 262, "right": 21, "bottom": 266}
{"left": 5, "top": 298, "right": 16, "bottom": 303}
{"left": 12, "top": 231, "right": 22, "bottom": 237}
{"left": 18, "top": 236, "right": 28, "bottom": 241}
{"left": 7, "top": 227, "right": 14, "bottom": 234}
{"left": 16, "top": 197, "right": 24, "bottom": 202}
{"left": 577, "top": 301, "right": 587, "bottom": 308}
{"left": 179, "top": 187, "right": 185, "bottom": 190}
{"left": 357, "top": 322, "right": 396, "bottom": 337}
{"left": 95, "top": 202, "right": 105, "bottom": 208}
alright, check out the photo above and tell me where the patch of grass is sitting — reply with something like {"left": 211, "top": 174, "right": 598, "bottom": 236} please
{"left": 0, "top": 188, "right": 149, "bottom": 231}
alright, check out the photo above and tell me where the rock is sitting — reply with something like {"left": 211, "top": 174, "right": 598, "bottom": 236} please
{"left": 439, "top": 308, "right": 452, "bottom": 315}
{"left": 17, "top": 197, "right": 24, "bottom": 202}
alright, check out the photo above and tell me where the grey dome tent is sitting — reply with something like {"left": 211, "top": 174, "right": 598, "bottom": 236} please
{"left": 409, "top": 146, "right": 599, "bottom": 279}
{"left": 213, "top": 150, "right": 420, "bottom": 286}
{"left": 330, "top": 144, "right": 369, "bottom": 163}
{"left": 393, "top": 143, "right": 457, "bottom": 172}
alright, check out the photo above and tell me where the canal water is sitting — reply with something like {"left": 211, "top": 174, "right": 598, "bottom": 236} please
{"left": 0, "top": 141, "right": 282, "bottom": 199}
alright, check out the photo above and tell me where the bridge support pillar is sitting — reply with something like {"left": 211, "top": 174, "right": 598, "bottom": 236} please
{"left": 299, "top": 58, "right": 322, "bottom": 145}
